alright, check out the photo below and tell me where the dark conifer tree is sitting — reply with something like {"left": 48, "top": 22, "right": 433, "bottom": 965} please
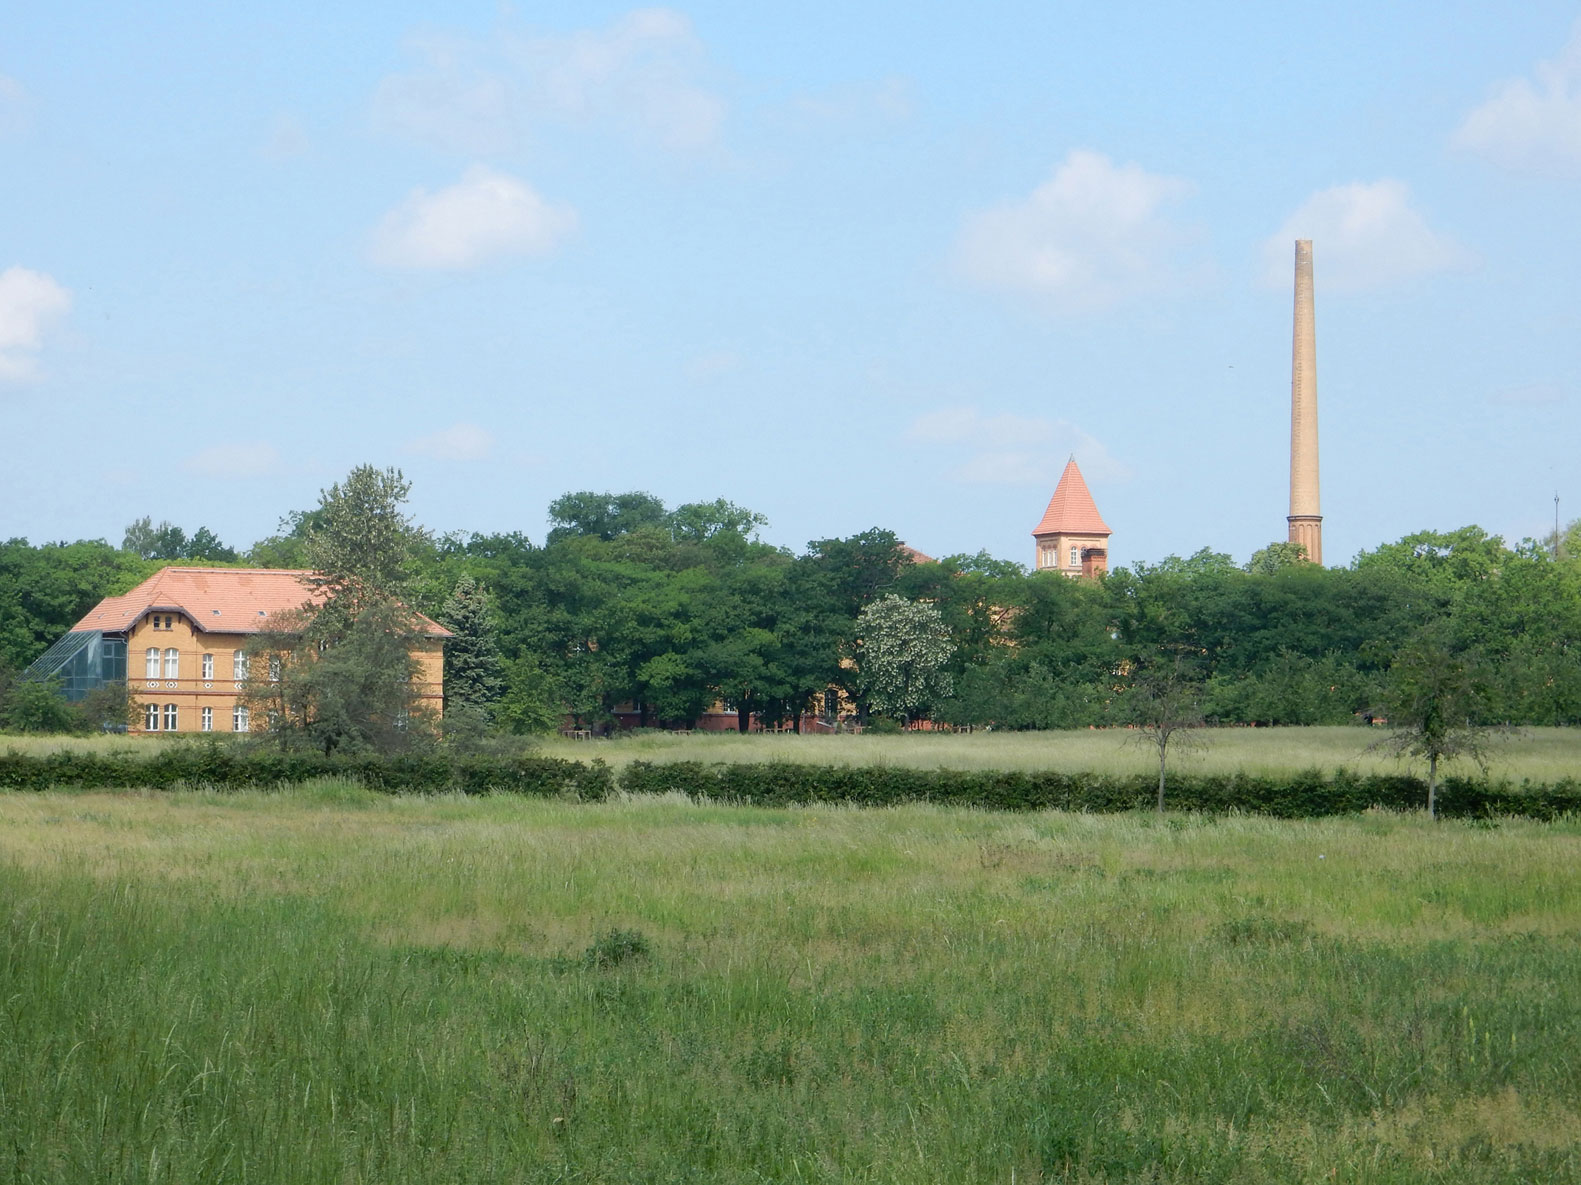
{"left": 440, "top": 575, "right": 504, "bottom": 725}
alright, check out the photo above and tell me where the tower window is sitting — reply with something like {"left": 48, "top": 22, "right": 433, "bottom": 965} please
{"left": 1070, "top": 546, "right": 1079, "bottom": 567}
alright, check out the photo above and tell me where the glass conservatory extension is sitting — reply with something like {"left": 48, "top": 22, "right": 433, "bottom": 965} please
{"left": 22, "top": 631, "right": 127, "bottom": 700}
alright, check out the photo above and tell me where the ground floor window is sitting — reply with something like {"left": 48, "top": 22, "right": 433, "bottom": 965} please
{"left": 144, "top": 702, "right": 160, "bottom": 731}
{"left": 164, "top": 703, "right": 178, "bottom": 731}
{"left": 233, "top": 705, "right": 249, "bottom": 732}
{"left": 201, "top": 706, "right": 213, "bottom": 731}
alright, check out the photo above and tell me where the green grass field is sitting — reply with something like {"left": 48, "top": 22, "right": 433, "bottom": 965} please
{"left": 3, "top": 785, "right": 1580, "bottom": 1182}
{"left": 551, "top": 725, "right": 1581, "bottom": 783}
{"left": 12, "top": 725, "right": 1581, "bottom": 783}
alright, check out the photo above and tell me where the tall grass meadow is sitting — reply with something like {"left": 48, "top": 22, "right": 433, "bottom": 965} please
{"left": 3, "top": 786, "right": 1579, "bottom": 1181}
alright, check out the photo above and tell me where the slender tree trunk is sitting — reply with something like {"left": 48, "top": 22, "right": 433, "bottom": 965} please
{"left": 738, "top": 704, "right": 750, "bottom": 733}
{"left": 793, "top": 710, "right": 802, "bottom": 734}
{"left": 1157, "top": 736, "right": 1168, "bottom": 814}
{"left": 1427, "top": 752, "right": 1438, "bottom": 819}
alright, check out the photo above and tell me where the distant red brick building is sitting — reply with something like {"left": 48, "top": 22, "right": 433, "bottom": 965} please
{"left": 1032, "top": 457, "right": 1110, "bottom": 578}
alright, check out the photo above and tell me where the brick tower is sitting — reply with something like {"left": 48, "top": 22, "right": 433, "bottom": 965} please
{"left": 1033, "top": 457, "right": 1111, "bottom": 578}
{"left": 1287, "top": 239, "right": 1322, "bottom": 564}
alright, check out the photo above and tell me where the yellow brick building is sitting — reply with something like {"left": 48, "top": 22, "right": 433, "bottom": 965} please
{"left": 45, "top": 567, "right": 447, "bottom": 734}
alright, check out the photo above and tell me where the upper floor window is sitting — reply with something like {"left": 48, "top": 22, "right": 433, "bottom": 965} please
{"left": 201, "top": 653, "right": 214, "bottom": 680}
{"left": 233, "top": 651, "right": 249, "bottom": 680}
{"left": 164, "top": 648, "right": 179, "bottom": 679}
{"left": 145, "top": 647, "right": 160, "bottom": 678}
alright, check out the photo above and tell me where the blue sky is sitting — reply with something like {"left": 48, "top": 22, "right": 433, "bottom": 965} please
{"left": 3, "top": 2, "right": 1579, "bottom": 568}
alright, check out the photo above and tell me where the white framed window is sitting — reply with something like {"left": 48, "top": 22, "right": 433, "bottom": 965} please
{"left": 1069, "top": 546, "right": 1079, "bottom": 567}
{"left": 202, "top": 653, "right": 214, "bottom": 679}
{"left": 201, "top": 707, "right": 213, "bottom": 731}
{"left": 145, "top": 647, "right": 160, "bottom": 678}
{"left": 269, "top": 656, "right": 281, "bottom": 683}
{"left": 144, "top": 702, "right": 160, "bottom": 731}
{"left": 233, "top": 651, "right": 249, "bottom": 680}
{"left": 164, "top": 703, "right": 178, "bottom": 731}
{"left": 233, "top": 705, "right": 249, "bottom": 732}
{"left": 164, "top": 648, "right": 179, "bottom": 678}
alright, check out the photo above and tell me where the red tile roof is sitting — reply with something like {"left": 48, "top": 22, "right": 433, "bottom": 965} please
{"left": 72, "top": 567, "right": 452, "bottom": 638}
{"left": 1032, "top": 458, "right": 1111, "bottom": 538}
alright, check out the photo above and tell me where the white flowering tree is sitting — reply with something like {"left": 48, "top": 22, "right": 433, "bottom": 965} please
{"left": 854, "top": 595, "right": 955, "bottom": 724}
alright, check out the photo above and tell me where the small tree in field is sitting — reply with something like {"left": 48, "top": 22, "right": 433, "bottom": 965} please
{"left": 1374, "top": 628, "right": 1501, "bottom": 818}
{"left": 1126, "top": 646, "right": 1207, "bottom": 813}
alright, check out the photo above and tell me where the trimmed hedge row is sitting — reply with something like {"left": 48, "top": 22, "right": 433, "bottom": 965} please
{"left": 4, "top": 748, "right": 1579, "bottom": 819}
{"left": 619, "top": 760, "right": 1581, "bottom": 820}
{"left": 0, "top": 748, "right": 613, "bottom": 799}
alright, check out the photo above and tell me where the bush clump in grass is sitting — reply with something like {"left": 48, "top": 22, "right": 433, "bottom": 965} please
{"left": 1213, "top": 915, "right": 1314, "bottom": 946}
{"left": 582, "top": 928, "right": 651, "bottom": 969}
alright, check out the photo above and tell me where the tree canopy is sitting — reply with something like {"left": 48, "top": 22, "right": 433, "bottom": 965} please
{"left": 7, "top": 474, "right": 1581, "bottom": 747}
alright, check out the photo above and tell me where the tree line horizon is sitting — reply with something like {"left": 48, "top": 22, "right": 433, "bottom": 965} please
{"left": 5, "top": 473, "right": 1581, "bottom": 738}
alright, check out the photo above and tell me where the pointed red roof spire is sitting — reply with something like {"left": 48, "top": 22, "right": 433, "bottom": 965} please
{"left": 1032, "top": 457, "right": 1111, "bottom": 538}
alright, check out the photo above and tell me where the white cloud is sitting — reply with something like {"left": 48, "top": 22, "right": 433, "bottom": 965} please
{"left": 1454, "top": 22, "right": 1581, "bottom": 174}
{"left": 0, "top": 74, "right": 32, "bottom": 138}
{"left": 407, "top": 421, "right": 494, "bottom": 461}
{"left": 521, "top": 8, "right": 723, "bottom": 151}
{"left": 374, "top": 9, "right": 724, "bottom": 156}
{"left": 183, "top": 442, "right": 282, "bottom": 479}
{"left": 369, "top": 165, "right": 577, "bottom": 270}
{"left": 906, "top": 407, "right": 1128, "bottom": 487}
{"left": 0, "top": 266, "right": 70, "bottom": 383}
{"left": 374, "top": 36, "right": 522, "bottom": 156}
{"left": 954, "top": 150, "right": 1196, "bottom": 313}
{"left": 1261, "top": 181, "right": 1470, "bottom": 292}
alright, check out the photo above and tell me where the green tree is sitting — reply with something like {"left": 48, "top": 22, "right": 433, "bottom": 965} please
{"left": 1, "top": 677, "right": 80, "bottom": 733}
{"left": 246, "top": 467, "right": 433, "bottom": 755}
{"left": 121, "top": 517, "right": 235, "bottom": 562}
{"left": 439, "top": 576, "right": 505, "bottom": 730}
{"left": 1373, "top": 627, "right": 1501, "bottom": 818}
{"left": 1245, "top": 541, "right": 1307, "bottom": 574}
{"left": 666, "top": 498, "right": 767, "bottom": 545}
{"left": 495, "top": 654, "right": 563, "bottom": 735}
{"left": 303, "top": 466, "right": 426, "bottom": 617}
{"left": 853, "top": 595, "right": 955, "bottom": 724}
{"left": 1125, "top": 646, "right": 1207, "bottom": 813}
{"left": 185, "top": 527, "right": 238, "bottom": 562}
{"left": 546, "top": 491, "right": 669, "bottom": 544}
{"left": 0, "top": 538, "right": 155, "bottom": 670}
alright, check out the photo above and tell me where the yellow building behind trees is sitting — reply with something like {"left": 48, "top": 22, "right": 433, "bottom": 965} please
{"left": 33, "top": 567, "right": 447, "bottom": 734}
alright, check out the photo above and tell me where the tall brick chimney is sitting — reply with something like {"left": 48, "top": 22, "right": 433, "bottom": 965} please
{"left": 1287, "top": 239, "right": 1322, "bottom": 565}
